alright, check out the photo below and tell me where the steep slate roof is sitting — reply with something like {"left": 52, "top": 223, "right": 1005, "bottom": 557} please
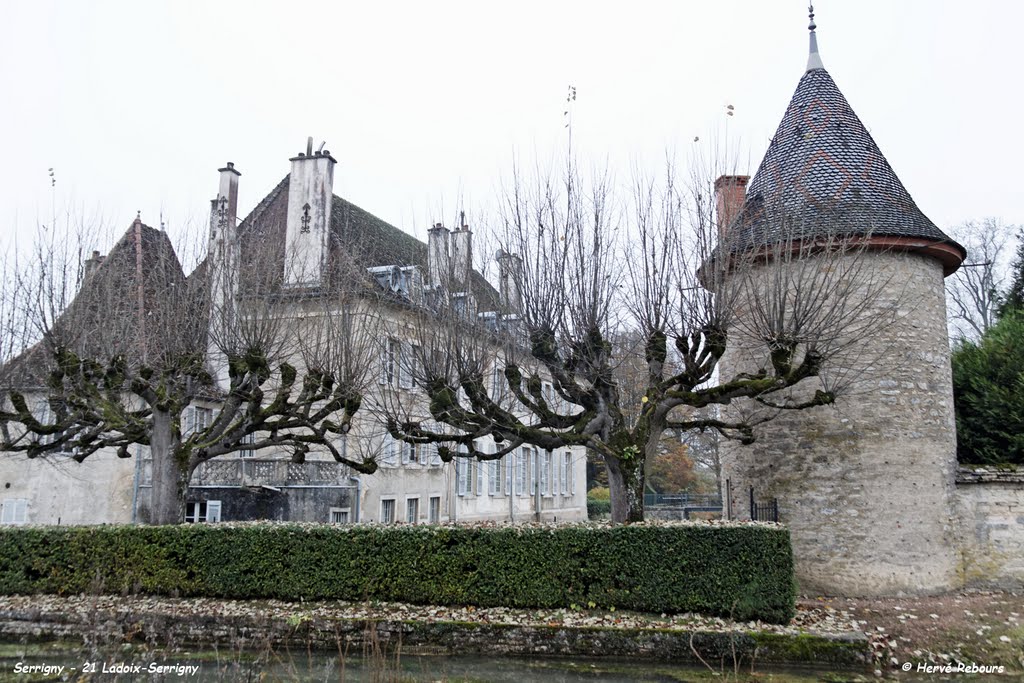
{"left": 5, "top": 220, "right": 196, "bottom": 387}
{"left": 730, "top": 62, "right": 965, "bottom": 270}
{"left": 235, "top": 175, "right": 501, "bottom": 310}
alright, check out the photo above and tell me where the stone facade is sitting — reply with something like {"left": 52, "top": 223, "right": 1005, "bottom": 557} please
{"left": 720, "top": 251, "right": 961, "bottom": 596}
{"left": 954, "top": 466, "right": 1024, "bottom": 589}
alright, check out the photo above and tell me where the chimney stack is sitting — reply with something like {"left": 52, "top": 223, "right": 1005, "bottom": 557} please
{"left": 450, "top": 212, "right": 472, "bottom": 291}
{"left": 83, "top": 250, "right": 105, "bottom": 279}
{"left": 213, "top": 162, "right": 240, "bottom": 237}
{"left": 496, "top": 249, "right": 523, "bottom": 313}
{"left": 208, "top": 162, "right": 242, "bottom": 391}
{"left": 285, "top": 138, "right": 337, "bottom": 286}
{"left": 427, "top": 223, "right": 450, "bottom": 289}
{"left": 714, "top": 175, "right": 749, "bottom": 239}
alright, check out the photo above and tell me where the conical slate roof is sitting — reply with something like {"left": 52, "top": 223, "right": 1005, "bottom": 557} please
{"left": 731, "top": 64, "right": 965, "bottom": 271}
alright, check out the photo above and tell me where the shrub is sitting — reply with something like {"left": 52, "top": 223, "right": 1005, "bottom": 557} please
{"left": 587, "top": 498, "right": 612, "bottom": 518}
{"left": 0, "top": 522, "right": 795, "bottom": 623}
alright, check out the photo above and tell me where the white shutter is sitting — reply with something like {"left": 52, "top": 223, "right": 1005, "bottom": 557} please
{"left": 552, "top": 450, "right": 560, "bottom": 495}
{"left": 476, "top": 451, "right": 485, "bottom": 496}
{"left": 206, "top": 500, "right": 221, "bottom": 523}
{"left": 399, "top": 342, "right": 413, "bottom": 389}
{"left": 505, "top": 453, "right": 513, "bottom": 495}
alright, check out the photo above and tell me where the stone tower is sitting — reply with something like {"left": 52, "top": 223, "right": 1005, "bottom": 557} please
{"left": 717, "top": 10, "right": 966, "bottom": 596}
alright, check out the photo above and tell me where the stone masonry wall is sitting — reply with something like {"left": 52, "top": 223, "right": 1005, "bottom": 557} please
{"left": 954, "top": 467, "right": 1024, "bottom": 590}
{"left": 719, "top": 251, "right": 960, "bottom": 596}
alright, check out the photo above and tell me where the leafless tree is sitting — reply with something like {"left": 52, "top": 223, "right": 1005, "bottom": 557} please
{"left": 0, "top": 218, "right": 383, "bottom": 524}
{"left": 945, "top": 218, "right": 1018, "bottom": 341}
{"left": 381, "top": 156, "right": 896, "bottom": 523}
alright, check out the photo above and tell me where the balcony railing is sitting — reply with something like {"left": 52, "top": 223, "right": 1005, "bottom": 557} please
{"left": 140, "top": 458, "right": 353, "bottom": 488}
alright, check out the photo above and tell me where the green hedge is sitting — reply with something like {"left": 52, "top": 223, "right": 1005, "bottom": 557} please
{"left": 587, "top": 499, "right": 611, "bottom": 518}
{"left": 0, "top": 523, "right": 795, "bottom": 623}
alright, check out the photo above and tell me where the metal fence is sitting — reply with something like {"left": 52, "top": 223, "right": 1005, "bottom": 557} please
{"left": 749, "top": 487, "right": 779, "bottom": 522}
{"left": 644, "top": 492, "right": 722, "bottom": 508}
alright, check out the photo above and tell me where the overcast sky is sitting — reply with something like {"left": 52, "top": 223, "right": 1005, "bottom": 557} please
{"left": 1, "top": 1, "right": 1021, "bottom": 266}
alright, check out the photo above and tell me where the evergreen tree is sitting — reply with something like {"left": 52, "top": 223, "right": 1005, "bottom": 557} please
{"left": 1000, "top": 228, "right": 1024, "bottom": 316}
{"left": 952, "top": 311, "right": 1024, "bottom": 465}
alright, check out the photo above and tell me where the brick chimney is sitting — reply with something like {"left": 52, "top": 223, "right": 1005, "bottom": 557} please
{"left": 714, "top": 175, "right": 749, "bottom": 238}
{"left": 285, "top": 138, "right": 337, "bottom": 286}
{"left": 427, "top": 223, "right": 450, "bottom": 289}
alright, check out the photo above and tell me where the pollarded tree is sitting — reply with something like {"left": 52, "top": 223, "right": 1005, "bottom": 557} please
{"left": 382, "top": 158, "right": 894, "bottom": 523}
{"left": 0, "top": 219, "right": 381, "bottom": 524}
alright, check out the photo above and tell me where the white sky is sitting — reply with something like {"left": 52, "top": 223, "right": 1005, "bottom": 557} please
{"left": 1, "top": 0, "right": 1021, "bottom": 266}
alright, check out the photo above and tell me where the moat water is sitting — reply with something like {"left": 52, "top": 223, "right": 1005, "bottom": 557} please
{"left": 0, "top": 641, "right": 876, "bottom": 682}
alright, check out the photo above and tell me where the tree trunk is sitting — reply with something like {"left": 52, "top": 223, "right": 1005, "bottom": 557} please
{"left": 605, "top": 455, "right": 645, "bottom": 523}
{"left": 148, "top": 410, "right": 189, "bottom": 525}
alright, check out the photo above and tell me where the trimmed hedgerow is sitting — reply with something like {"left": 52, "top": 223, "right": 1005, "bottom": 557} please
{"left": 0, "top": 522, "right": 795, "bottom": 623}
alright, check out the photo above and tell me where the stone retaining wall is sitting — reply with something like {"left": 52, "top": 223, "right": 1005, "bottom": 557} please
{"left": 955, "top": 466, "right": 1024, "bottom": 589}
{"left": 0, "top": 606, "right": 869, "bottom": 669}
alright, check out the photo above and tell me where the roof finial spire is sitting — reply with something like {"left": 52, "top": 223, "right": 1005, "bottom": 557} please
{"left": 806, "top": 3, "right": 824, "bottom": 72}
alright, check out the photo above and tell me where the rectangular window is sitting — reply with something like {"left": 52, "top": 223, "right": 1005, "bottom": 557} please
{"left": 406, "top": 497, "right": 419, "bottom": 523}
{"left": 516, "top": 448, "right": 528, "bottom": 496}
{"left": 505, "top": 452, "right": 514, "bottom": 496}
{"left": 402, "top": 440, "right": 417, "bottom": 465}
{"left": 551, "top": 450, "right": 559, "bottom": 495}
{"left": 381, "top": 434, "right": 397, "bottom": 466}
{"left": 529, "top": 448, "right": 538, "bottom": 494}
{"left": 379, "top": 338, "right": 400, "bottom": 386}
{"left": 195, "top": 407, "right": 213, "bottom": 432}
{"left": 488, "top": 458, "right": 500, "bottom": 495}
{"left": 429, "top": 496, "right": 441, "bottom": 523}
{"left": 456, "top": 455, "right": 470, "bottom": 496}
{"left": 491, "top": 364, "right": 505, "bottom": 401}
{"left": 380, "top": 498, "right": 396, "bottom": 524}
{"left": 184, "top": 500, "right": 221, "bottom": 524}
{"left": 418, "top": 441, "right": 429, "bottom": 466}
{"left": 0, "top": 498, "right": 28, "bottom": 525}
{"left": 329, "top": 507, "right": 350, "bottom": 524}
{"left": 239, "top": 432, "right": 256, "bottom": 458}
{"left": 399, "top": 343, "right": 418, "bottom": 389}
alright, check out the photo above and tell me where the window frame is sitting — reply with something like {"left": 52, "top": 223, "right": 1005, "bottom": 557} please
{"left": 380, "top": 498, "right": 397, "bottom": 524}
